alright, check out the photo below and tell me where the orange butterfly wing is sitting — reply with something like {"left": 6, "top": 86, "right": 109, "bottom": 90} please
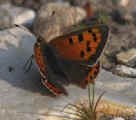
{"left": 34, "top": 41, "right": 47, "bottom": 76}
{"left": 50, "top": 25, "right": 109, "bottom": 65}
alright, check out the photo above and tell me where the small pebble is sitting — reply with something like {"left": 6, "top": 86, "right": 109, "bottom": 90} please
{"left": 116, "top": 48, "right": 136, "bottom": 67}
{"left": 113, "top": 65, "right": 136, "bottom": 78}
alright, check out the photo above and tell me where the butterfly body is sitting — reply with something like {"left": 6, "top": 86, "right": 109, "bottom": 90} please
{"left": 34, "top": 24, "right": 109, "bottom": 96}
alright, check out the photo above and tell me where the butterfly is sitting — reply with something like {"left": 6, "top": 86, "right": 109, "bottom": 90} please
{"left": 34, "top": 24, "right": 109, "bottom": 96}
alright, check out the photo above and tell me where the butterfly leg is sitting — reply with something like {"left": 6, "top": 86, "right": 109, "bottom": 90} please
{"left": 80, "top": 62, "right": 100, "bottom": 89}
{"left": 23, "top": 55, "right": 34, "bottom": 73}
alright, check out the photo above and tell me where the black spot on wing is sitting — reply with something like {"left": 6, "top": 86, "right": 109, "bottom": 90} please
{"left": 88, "top": 29, "right": 97, "bottom": 42}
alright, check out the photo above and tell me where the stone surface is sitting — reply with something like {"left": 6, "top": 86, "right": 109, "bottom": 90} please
{"left": 0, "top": 4, "right": 13, "bottom": 29}
{"left": 64, "top": 0, "right": 88, "bottom": 6}
{"left": 103, "top": 22, "right": 136, "bottom": 70}
{"left": 0, "top": 3, "right": 36, "bottom": 29}
{"left": 33, "top": 2, "right": 86, "bottom": 42}
{"left": 112, "top": 65, "right": 136, "bottom": 78}
{"left": 12, "top": 0, "right": 58, "bottom": 10}
{"left": 12, "top": 0, "right": 40, "bottom": 10}
{"left": 12, "top": 7, "right": 36, "bottom": 27}
{"left": 120, "top": 0, "right": 130, "bottom": 7}
{"left": 0, "top": 0, "right": 11, "bottom": 4}
{"left": 116, "top": 48, "right": 136, "bottom": 67}
{"left": 101, "top": 55, "right": 116, "bottom": 71}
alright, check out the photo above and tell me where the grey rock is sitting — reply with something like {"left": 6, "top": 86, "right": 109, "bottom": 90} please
{"left": 0, "top": 0, "right": 11, "bottom": 4}
{"left": 119, "top": 0, "right": 136, "bottom": 24}
{"left": 123, "top": 0, "right": 136, "bottom": 13}
{"left": 119, "top": 0, "right": 130, "bottom": 7}
{"left": 128, "top": 115, "right": 136, "bottom": 120}
{"left": 113, "top": 65, "right": 136, "bottom": 78}
{"left": 63, "top": 0, "right": 88, "bottom": 6}
{"left": 0, "top": 4, "right": 13, "bottom": 29}
{"left": 33, "top": 2, "right": 86, "bottom": 42}
{"left": 12, "top": 7, "right": 36, "bottom": 27}
{"left": 12, "top": 0, "right": 58, "bottom": 10}
{"left": 116, "top": 48, "right": 136, "bottom": 67}
{"left": 101, "top": 55, "right": 116, "bottom": 70}
{"left": 103, "top": 22, "right": 136, "bottom": 71}
{"left": 0, "top": 3, "right": 36, "bottom": 29}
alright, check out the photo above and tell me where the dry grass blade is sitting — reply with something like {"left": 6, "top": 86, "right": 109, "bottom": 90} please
{"left": 94, "top": 91, "right": 106, "bottom": 113}
{"left": 91, "top": 84, "right": 95, "bottom": 110}
{"left": 62, "top": 104, "right": 88, "bottom": 118}
{"left": 63, "top": 104, "right": 81, "bottom": 111}
{"left": 61, "top": 110, "right": 83, "bottom": 117}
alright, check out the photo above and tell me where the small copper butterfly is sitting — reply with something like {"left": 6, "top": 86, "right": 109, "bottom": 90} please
{"left": 34, "top": 23, "right": 109, "bottom": 96}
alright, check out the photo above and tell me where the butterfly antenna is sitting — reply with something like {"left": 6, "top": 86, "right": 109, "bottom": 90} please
{"left": 23, "top": 55, "right": 34, "bottom": 73}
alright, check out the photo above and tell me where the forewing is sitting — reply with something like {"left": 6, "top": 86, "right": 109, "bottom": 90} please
{"left": 50, "top": 24, "right": 109, "bottom": 65}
